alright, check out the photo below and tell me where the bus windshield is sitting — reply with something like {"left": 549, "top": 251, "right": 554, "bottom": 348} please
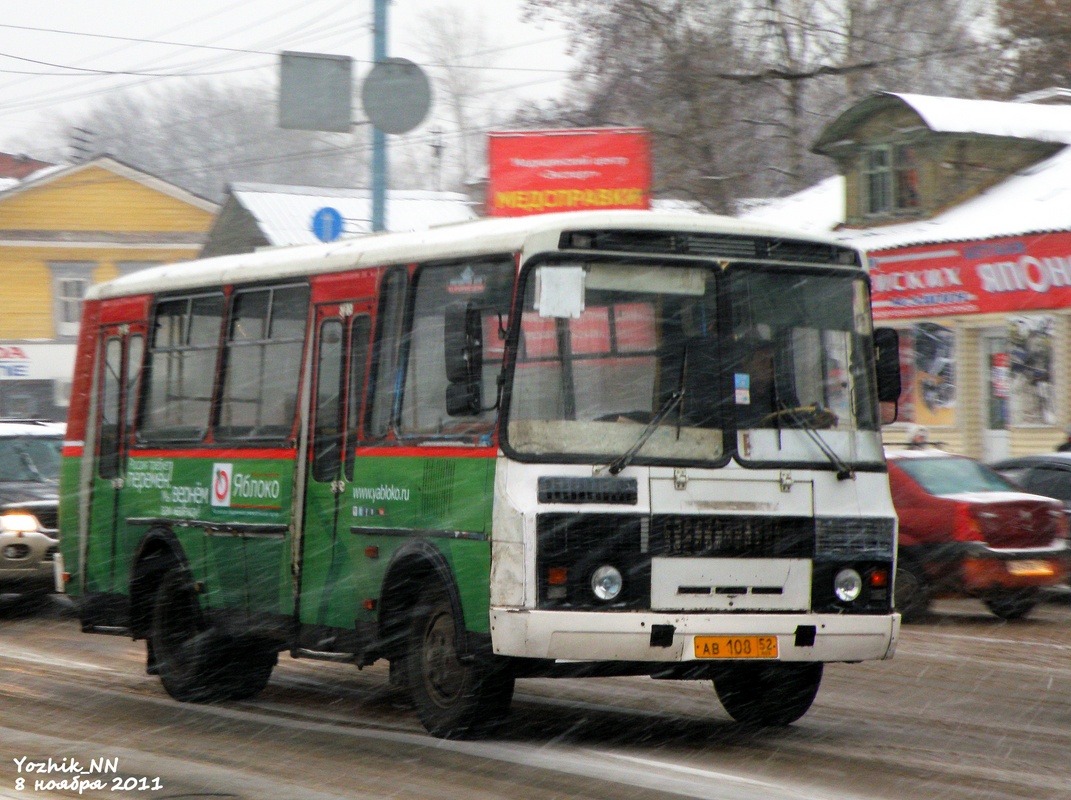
{"left": 729, "top": 269, "right": 879, "bottom": 434}
{"left": 505, "top": 260, "right": 880, "bottom": 467}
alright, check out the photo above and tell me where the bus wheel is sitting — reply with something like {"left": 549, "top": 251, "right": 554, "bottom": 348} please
{"left": 713, "top": 662, "right": 822, "bottom": 726}
{"left": 217, "top": 639, "right": 277, "bottom": 700}
{"left": 894, "top": 559, "right": 931, "bottom": 623}
{"left": 405, "top": 585, "right": 514, "bottom": 739}
{"left": 150, "top": 567, "right": 226, "bottom": 703}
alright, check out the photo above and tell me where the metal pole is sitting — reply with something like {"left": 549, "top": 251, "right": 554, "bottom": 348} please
{"left": 371, "top": 0, "right": 388, "bottom": 232}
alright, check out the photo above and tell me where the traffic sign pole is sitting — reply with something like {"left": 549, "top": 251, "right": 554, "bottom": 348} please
{"left": 372, "top": 0, "right": 388, "bottom": 232}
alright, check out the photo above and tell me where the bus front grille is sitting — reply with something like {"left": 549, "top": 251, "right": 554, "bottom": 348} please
{"left": 650, "top": 515, "right": 815, "bottom": 559}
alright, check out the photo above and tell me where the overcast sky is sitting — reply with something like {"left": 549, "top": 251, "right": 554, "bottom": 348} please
{"left": 0, "top": 0, "right": 573, "bottom": 155}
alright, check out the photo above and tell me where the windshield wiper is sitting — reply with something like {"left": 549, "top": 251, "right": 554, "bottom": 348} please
{"left": 771, "top": 403, "right": 855, "bottom": 481}
{"left": 605, "top": 390, "right": 684, "bottom": 475}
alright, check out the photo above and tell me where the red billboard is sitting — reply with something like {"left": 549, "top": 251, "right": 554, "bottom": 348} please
{"left": 869, "top": 231, "right": 1071, "bottom": 320}
{"left": 487, "top": 128, "right": 651, "bottom": 217}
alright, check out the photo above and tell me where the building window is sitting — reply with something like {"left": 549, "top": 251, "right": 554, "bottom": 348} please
{"left": 895, "top": 145, "right": 920, "bottom": 210}
{"left": 49, "top": 262, "right": 94, "bottom": 338}
{"left": 863, "top": 144, "right": 919, "bottom": 216}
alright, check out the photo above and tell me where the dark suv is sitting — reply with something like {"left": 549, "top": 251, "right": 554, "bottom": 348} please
{"left": 0, "top": 421, "right": 64, "bottom": 596}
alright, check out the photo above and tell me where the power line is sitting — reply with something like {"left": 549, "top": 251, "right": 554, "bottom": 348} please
{"left": 0, "top": 51, "right": 271, "bottom": 78}
{"left": 0, "top": 1, "right": 365, "bottom": 117}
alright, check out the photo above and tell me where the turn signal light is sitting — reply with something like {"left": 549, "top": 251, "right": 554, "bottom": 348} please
{"left": 868, "top": 568, "right": 890, "bottom": 588}
{"left": 547, "top": 567, "right": 568, "bottom": 585}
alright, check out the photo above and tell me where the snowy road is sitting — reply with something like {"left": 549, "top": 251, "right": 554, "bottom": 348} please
{"left": 2, "top": 595, "right": 1071, "bottom": 799}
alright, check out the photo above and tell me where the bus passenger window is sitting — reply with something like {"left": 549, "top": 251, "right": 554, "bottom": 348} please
{"left": 399, "top": 259, "right": 513, "bottom": 438}
{"left": 345, "top": 315, "right": 371, "bottom": 480}
{"left": 97, "top": 338, "right": 122, "bottom": 478}
{"left": 141, "top": 294, "right": 223, "bottom": 442}
{"left": 367, "top": 269, "right": 407, "bottom": 438}
{"left": 218, "top": 284, "right": 310, "bottom": 441}
{"left": 312, "top": 319, "right": 343, "bottom": 482}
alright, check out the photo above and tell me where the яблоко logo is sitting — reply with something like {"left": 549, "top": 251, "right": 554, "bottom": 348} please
{"left": 211, "top": 463, "right": 232, "bottom": 507}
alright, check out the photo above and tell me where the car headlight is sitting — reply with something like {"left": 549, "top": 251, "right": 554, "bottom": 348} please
{"left": 0, "top": 512, "right": 40, "bottom": 533}
{"left": 591, "top": 565, "right": 623, "bottom": 602}
{"left": 834, "top": 568, "right": 863, "bottom": 603}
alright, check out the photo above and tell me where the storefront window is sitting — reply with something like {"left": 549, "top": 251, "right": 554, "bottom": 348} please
{"left": 913, "top": 322, "right": 956, "bottom": 426}
{"left": 987, "top": 342, "right": 1009, "bottom": 431}
{"left": 1007, "top": 315, "right": 1055, "bottom": 426}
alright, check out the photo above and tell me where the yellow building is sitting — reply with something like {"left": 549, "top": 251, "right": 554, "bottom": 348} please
{"left": 0, "top": 156, "right": 217, "bottom": 420}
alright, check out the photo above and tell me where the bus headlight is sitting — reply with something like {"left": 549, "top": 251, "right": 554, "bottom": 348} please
{"left": 591, "top": 565, "right": 623, "bottom": 602}
{"left": 0, "top": 512, "right": 40, "bottom": 533}
{"left": 834, "top": 568, "right": 863, "bottom": 603}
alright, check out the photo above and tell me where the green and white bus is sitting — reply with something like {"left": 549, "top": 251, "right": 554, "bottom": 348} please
{"left": 58, "top": 210, "right": 902, "bottom": 738}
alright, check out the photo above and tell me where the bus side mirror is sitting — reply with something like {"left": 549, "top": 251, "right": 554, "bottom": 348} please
{"left": 444, "top": 302, "right": 483, "bottom": 416}
{"left": 874, "top": 327, "right": 901, "bottom": 423}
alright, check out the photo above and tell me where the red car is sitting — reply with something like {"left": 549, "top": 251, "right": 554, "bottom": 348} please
{"left": 887, "top": 448, "right": 1069, "bottom": 621}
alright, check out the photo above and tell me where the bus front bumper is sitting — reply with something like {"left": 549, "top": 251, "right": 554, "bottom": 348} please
{"left": 490, "top": 608, "right": 900, "bottom": 663}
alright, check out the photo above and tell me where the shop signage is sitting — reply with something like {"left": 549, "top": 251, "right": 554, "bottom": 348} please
{"left": 0, "top": 343, "right": 76, "bottom": 380}
{"left": 869, "top": 232, "right": 1071, "bottom": 319}
{"left": 486, "top": 128, "right": 651, "bottom": 217}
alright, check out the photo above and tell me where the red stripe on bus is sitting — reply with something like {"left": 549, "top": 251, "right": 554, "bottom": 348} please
{"left": 62, "top": 446, "right": 84, "bottom": 458}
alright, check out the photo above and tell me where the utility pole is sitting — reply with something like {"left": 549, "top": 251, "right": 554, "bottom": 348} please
{"left": 371, "top": 0, "right": 388, "bottom": 232}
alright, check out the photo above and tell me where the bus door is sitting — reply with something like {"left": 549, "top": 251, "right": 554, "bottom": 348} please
{"left": 87, "top": 323, "right": 145, "bottom": 596}
{"left": 298, "top": 301, "right": 372, "bottom": 648}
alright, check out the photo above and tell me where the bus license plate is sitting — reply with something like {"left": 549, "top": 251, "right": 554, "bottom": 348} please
{"left": 693, "top": 635, "right": 778, "bottom": 659}
{"left": 1007, "top": 560, "right": 1054, "bottom": 577}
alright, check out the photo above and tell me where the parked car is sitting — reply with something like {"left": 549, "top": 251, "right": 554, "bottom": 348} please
{"left": 0, "top": 420, "right": 63, "bottom": 596}
{"left": 887, "top": 447, "right": 1068, "bottom": 621}
{"left": 991, "top": 453, "right": 1071, "bottom": 511}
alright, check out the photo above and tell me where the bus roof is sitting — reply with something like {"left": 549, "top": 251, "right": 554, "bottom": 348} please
{"left": 87, "top": 209, "right": 860, "bottom": 301}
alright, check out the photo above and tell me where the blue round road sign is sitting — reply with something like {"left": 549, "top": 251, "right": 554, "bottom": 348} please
{"left": 312, "top": 206, "right": 344, "bottom": 242}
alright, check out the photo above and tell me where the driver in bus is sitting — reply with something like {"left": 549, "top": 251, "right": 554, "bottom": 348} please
{"left": 735, "top": 325, "right": 778, "bottom": 428}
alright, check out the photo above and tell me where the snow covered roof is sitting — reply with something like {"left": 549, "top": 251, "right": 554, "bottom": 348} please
{"left": 227, "top": 183, "right": 478, "bottom": 246}
{"left": 893, "top": 92, "right": 1071, "bottom": 144}
{"left": 843, "top": 145, "right": 1071, "bottom": 251}
{"left": 742, "top": 144, "right": 1071, "bottom": 252}
{"left": 745, "top": 91, "right": 1071, "bottom": 252}
{"left": 815, "top": 91, "right": 1071, "bottom": 153}
{"left": 0, "top": 156, "right": 216, "bottom": 211}
{"left": 736, "top": 176, "right": 845, "bottom": 236}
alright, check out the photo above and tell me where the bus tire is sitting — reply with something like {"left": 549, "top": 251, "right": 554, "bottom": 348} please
{"left": 218, "top": 639, "right": 277, "bottom": 700}
{"left": 894, "top": 559, "right": 931, "bottom": 623}
{"left": 150, "top": 567, "right": 220, "bottom": 702}
{"left": 405, "top": 584, "right": 514, "bottom": 739}
{"left": 713, "top": 662, "right": 822, "bottom": 726}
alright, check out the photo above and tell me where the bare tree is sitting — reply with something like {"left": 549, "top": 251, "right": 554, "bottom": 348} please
{"left": 56, "top": 79, "right": 366, "bottom": 201}
{"left": 523, "top": 0, "right": 995, "bottom": 207}
{"left": 414, "top": 5, "right": 503, "bottom": 190}
{"left": 988, "top": 0, "right": 1071, "bottom": 98}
